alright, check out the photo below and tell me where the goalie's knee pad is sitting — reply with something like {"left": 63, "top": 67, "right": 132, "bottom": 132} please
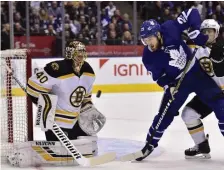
{"left": 78, "top": 136, "right": 98, "bottom": 155}
{"left": 181, "top": 106, "right": 202, "bottom": 127}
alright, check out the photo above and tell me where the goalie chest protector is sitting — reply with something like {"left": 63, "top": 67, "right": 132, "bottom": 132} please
{"left": 27, "top": 59, "right": 95, "bottom": 129}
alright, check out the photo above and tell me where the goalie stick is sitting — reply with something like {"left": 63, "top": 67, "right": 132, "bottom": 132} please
{"left": 4, "top": 62, "right": 116, "bottom": 166}
{"left": 120, "top": 47, "right": 199, "bottom": 162}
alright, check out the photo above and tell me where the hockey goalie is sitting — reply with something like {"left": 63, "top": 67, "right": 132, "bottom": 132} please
{"left": 7, "top": 41, "right": 106, "bottom": 167}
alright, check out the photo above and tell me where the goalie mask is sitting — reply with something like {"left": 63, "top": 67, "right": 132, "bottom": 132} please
{"left": 65, "top": 41, "right": 87, "bottom": 73}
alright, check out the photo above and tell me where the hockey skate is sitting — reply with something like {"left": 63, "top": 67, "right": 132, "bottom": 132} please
{"left": 185, "top": 135, "right": 211, "bottom": 159}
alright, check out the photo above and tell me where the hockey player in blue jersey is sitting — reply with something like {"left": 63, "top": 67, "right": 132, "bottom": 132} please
{"left": 136, "top": 8, "right": 224, "bottom": 161}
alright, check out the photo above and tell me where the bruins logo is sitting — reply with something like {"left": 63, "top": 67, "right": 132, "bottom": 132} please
{"left": 51, "top": 62, "right": 59, "bottom": 70}
{"left": 199, "top": 57, "right": 214, "bottom": 77}
{"left": 70, "top": 86, "right": 86, "bottom": 107}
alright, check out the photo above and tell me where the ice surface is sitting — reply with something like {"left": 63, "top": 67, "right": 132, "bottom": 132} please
{"left": 2, "top": 92, "right": 224, "bottom": 170}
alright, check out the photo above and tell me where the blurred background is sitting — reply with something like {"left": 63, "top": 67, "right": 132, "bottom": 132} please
{"left": 1, "top": 1, "right": 224, "bottom": 57}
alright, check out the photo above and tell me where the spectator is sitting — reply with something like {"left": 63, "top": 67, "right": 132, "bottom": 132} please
{"left": 30, "top": 2, "right": 41, "bottom": 11}
{"left": 89, "top": 16, "right": 97, "bottom": 35}
{"left": 105, "top": 2, "right": 116, "bottom": 18}
{"left": 30, "top": 9, "right": 41, "bottom": 28}
{"left": 31, "top": 23, "right": 42, "bottom": 34}
{"left": 14, "top": 22, "right": 25, "bottom": 35}
{"left": 101, "top": 8, "right": 110, "bottom": 27}
{"left": 44, "top": 24, "right": 56, "bottom": 36}
{"left": 64, "top": 2, "right": 78, "bottom": 21}
{"left": 39, "top": 8, "right": 48, "bottom": 21}
{"left": 207, "top": 2, "right": 213, "bottom": 17}
{"left": 48, "top": 1, "right": 62, "bottom": 17}
{"left": 1, "top": 24, "right": 10, "bottom": 50}
{"left": 162, "top": 8, "right": 173, "bottom": 22}
{"left": 79, "top": 15, "right": 87, "bottom": 29}
{"left": 122, "top": 13, "right": 132, "bottom": 31}
{"left": 113, "top": 9, "right": 123, "bottom": 26}
{"left": 122, "top": 31, "right": 134, "bottom": 45}
{"left": 215, "top": 5, "right": 224, "bottom": 24}
{"left": 176, "top": 6, "right": 182, "bottom": 15}
{"left": 123, "top": 23, "right": 130, "bottom": 32}
{"left": 105, "top": 30, "right": 122, "bottom": 45}
{"left": 77, "top": 33, "right": 89, "bottom": 45}
{"left": 192, "top": 2, "right": 203, "bottom": 17}
{"left": 14, "top": 12, "right": 25, "bottom": 28}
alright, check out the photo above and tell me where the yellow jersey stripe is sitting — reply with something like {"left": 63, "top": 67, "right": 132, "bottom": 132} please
{"left": 27, "top": 86, "right": 39, "bottom": 97}
{"left": 221, "top": 85, "right": 224, "bottom": 90}
{"left": 58, "top": 73, "right": 75, "bottom": 79}
{"left": 82, "top": 72, "right": 95, "bottom": 77}
{"left": 56, "top": 109, "right": 79, "bottom": 117}
{"left": 55, "top": 118, "right": 75, "bottom": 124}
{"left": 28, "top": 80, "right": 51, "bottom": 92}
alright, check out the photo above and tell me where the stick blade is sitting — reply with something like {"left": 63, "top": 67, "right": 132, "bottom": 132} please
{"left": 119, "top": 151, "right": 143, "bottom": 162}
{"left": 88, "top": 152, "right": 116, "bottom": 166}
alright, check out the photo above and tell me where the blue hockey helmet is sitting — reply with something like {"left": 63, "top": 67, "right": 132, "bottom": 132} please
{"left": 140, "top": 19, "right": 161, "bottom": 39}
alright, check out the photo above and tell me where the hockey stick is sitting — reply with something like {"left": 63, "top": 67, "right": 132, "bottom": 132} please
{"left": 120, "top": 47, "right": 199, "bottom": 161}
{"left": 4, "top": 63, "right": 116, "bottom": 166}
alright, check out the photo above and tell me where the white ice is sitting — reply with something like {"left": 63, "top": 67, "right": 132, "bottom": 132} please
{"left": 2, "top": 92, "right": 224, "bottom": 170}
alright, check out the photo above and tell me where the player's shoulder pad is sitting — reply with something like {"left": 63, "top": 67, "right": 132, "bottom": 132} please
{"left": 210, "top": 40, "right": 224, "bottom": 59}
{"left": 44, "top": 59, "right": 73, "bottom": 78}
{"left": 80, "top": 61, "right": 95, "bottom": 76}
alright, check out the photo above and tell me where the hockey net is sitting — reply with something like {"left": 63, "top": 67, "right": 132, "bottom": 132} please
{"left": 0, "top": 49, "right": 33, "bottom": 163}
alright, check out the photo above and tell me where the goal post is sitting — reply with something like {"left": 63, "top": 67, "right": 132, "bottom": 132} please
{"left": 0, "top": 49, "right": 33, "bottom": 162}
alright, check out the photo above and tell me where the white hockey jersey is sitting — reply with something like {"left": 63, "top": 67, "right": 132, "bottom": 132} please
{"left": 27, "top": 59, "right": 95, "bottom": 129}
{"left": 189, "top": 45, "right": 224, "bottom": 90}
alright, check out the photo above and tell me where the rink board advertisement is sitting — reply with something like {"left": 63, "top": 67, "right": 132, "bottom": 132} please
{"left": 7, "top": 57, "right": 163, "bottom": 96}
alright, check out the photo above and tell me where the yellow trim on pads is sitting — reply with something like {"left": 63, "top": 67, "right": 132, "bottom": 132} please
{"left": 3, "top": 83, "right": 163, "bottom": 97}
{"left": 32, "top": 146, "right": 74, "bottom": 161}
{"left": 55, "top": 118, "right": 75, "bottom": 124}
{"left": 58, "top": 73, "right": 75, "bottom": 79}
{"left": 82, "top": 72, "right": 95, "bottom": 77}
{"left": 56, "top": 109, "right": 79, "bottom": 117}
{"left": 28, "top": 80, "right": 51, "bottom": 92}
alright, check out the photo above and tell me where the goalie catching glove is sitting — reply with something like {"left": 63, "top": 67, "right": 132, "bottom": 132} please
{"left": 79, "top": 103, "right": 106, "bottom": 135}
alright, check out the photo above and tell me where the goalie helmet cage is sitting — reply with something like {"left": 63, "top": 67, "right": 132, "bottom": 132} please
{"left": 0, "top": 49, "right": 33, "bottom": 162}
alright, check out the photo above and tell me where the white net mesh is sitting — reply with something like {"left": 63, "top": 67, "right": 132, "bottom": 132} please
{"left": 0, "top": 49, "right": 29, "bottom": 163}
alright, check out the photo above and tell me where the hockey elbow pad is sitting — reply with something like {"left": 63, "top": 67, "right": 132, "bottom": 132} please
{"left": 188, "top": 30, "right": 208, "bottom": 46}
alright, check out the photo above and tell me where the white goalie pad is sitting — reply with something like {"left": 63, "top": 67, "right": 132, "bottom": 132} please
{"left": 35, "top": 94, "right": 58, "bottom": 131}
{"left": 79, "top": 104, "right": 106, "bottom": 135}
{"left": 7, "top": 139, "right": 94, "bottom": 167}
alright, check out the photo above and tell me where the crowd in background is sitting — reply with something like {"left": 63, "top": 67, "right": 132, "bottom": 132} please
{"left": 1, "top": 1, "right": 224, "bottom": 49}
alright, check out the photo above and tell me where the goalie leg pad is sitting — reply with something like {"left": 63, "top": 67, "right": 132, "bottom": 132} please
{"left": 7, "top": 139, "right": 94, "bottom": 167}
